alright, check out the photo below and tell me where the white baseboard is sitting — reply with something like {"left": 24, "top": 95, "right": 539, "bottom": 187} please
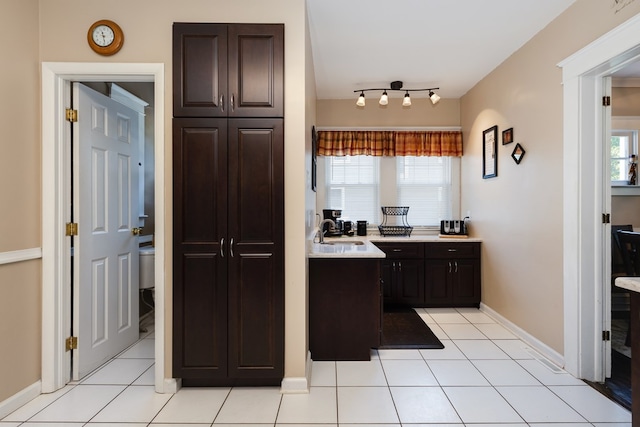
{"left": 0, "top": 381, "right": 41, "bottom": 419}
{"left": 280, "top": 352, "right": 312, "bottom": 394}
{"left": 480, "top": 303, "right": 565, "bottom": 369}
{"left": 159, "top": 378, "right": 180, "bottom": 394}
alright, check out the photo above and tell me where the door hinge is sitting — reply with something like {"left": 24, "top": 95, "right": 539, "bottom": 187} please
{"left": 603, "top": 96, "right": 611, "bottom": 107}
{"left": 65, "top": 108, "right": 78, "bottom": 122}
{"left": 65, "top": 336, "right": 78, "bottom": 351}
{"left": 602, "top": 213, "right": 611, "bottom": 224}
{"left": 602, "top": 330, "right": 611, "bottom": 341}
{"left": 65, "top": 222, "right": 78, "bottom": 236}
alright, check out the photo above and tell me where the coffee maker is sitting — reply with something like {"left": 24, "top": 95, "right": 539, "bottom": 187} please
{"left": 322, "top": 209, "right": 343, "bottom": 236}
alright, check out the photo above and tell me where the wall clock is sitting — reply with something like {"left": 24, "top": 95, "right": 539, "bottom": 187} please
{"left": 87, "top": 20, "right": 124, "bottom": 56}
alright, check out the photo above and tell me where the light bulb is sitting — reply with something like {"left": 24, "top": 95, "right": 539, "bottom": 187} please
{"left": 429, "top": 91, "right": 441, "bottom": 105}
{"left": 356, "top": 92, "right": 365, "bottom": 107}
{"left": 379, "top": 91, "right": 388, "bottom": 106}
{"left": 402, "top": 92, "right": 411, "bottom": 106}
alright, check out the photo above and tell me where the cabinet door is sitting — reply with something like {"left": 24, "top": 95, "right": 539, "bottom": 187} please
{"left": 451, "top": 259, "right": 481, "bottom": 306}
{"left": 380, "top": 260, "right": 395, "bottom": 302}
{"left": 424, "top": 259, "right": 453, "bottom": 306}
{"left": 228, "top": 24, "right": 284, "bottom": 117}
{"left": 395, "top": 259, "right": 425, "bottom": 306}
{"left": 172, "top": 118, "right": 228, "bottom": 380}
{"left": 173, "top": 23, "right": 228, "bottom": 118}
{"left": 227, "top": 118, "right": 284, "bottom": 379}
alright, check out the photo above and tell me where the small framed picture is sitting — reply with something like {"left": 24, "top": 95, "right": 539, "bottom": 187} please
{"left": 512, "top": 143, "right": 526, "bottom": 164}
{"left": 502, "top": 128, "right": 513, "bottom": 145}
{"left": 483, "top": 125, "right": 498, "bottom": 179}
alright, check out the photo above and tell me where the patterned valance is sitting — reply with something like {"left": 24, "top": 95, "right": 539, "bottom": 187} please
{"left": 316, "top": 130, "right": 463, "bottom": 157}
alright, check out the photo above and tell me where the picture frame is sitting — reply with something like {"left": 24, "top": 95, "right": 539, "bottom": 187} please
{"left": 483, "top": 125, "right": 498, "bottom": 179}
{"left": 502, "top": 127, "right": 513, "bottom": 145}
{"left": 311, "top": 126, "right": 317, "bottom": 192}
{"left": 511, "top": 143, "right": 526, "bottom": 164}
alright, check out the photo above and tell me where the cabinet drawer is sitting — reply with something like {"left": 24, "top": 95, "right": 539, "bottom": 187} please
{"left": 425, "top": 242, "right": 480, "bottom": 258}
{"left": 374, "top": 242, "right": 424, "bottom": 259}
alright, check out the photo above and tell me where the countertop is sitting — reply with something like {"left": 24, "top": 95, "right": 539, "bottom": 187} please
{"left": 308, "top": 233, "right": 482, "bottom": 259}
{"left": 615, "top": 276, "right": 640, "bottom": 293}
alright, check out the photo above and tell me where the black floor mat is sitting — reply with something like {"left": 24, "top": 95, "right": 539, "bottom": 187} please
{"left": 379, "top": 306, "right": 444, "bottom": 349}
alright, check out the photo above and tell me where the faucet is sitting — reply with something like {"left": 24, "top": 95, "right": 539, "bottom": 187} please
{"left": 317, "top": 219, "right": 336, "bottom": 244}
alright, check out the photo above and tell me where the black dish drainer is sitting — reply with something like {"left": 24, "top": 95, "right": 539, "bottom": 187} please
{"left": 378, "top": 206, "right": 413, "bottom": 237}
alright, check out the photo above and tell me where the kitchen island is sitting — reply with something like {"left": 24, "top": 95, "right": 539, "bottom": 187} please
{"left": 308, "top": 240, "right": 385, "bottom": 360}
{"left": 615, "top": 276, "right": 640, "bottom": 426}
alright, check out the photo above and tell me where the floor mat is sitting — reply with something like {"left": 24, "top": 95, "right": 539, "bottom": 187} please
{"left": 379, "top": 306, "right": 444, "bottom": 349}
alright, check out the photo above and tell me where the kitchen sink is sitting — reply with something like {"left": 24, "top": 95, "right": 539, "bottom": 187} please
{"left": 324, "top": 241, "right": 365, "bottom": 246}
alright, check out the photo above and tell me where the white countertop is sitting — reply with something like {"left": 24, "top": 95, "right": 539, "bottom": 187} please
{"left": 308, "top": 233, "right": 482, "bottom": 258}
{"left": 615, "top": 276, "right": 640, "bottom": 293}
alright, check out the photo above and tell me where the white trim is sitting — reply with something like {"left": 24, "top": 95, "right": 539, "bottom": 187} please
{"left": 480, "top": 303, "right": 564, "bottom": 369}
{"left": 280, "top": 352, "right": 312, "bottom": 394}
{"left": 558, "top": 12, "right": 640, "bottom": 381}
{"left": 0, "top": 248, "right": 42, "bottom": 265}
{"left": 41, "top": 62, "right": 169, "bottom": 393}
{"left": 0, "top": 381, "right": 41, "bottom": 419}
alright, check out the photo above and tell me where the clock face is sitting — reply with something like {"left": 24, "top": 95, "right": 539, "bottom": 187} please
{"left": 92, "top": 25, "right": 115, "bottom": 47}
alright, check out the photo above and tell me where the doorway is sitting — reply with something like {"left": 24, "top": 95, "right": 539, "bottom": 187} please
{"left": 559, "top": 13, "right": 640, "bottom": 383}
{"left": 41, "top": 62, "right": 173, "bottom": 394}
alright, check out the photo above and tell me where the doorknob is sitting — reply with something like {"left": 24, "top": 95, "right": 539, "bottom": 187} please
{"left": 131, "top": 227, "right": 143, "bottom": 236}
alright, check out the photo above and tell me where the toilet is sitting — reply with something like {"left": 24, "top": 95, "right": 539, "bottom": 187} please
{"left": 139, "top": 246, "right": 155, "bottom": 294}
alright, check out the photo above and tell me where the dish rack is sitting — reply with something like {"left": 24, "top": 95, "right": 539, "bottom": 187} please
{"left": 378, "top": 206, "right": 413, "bottom": 237}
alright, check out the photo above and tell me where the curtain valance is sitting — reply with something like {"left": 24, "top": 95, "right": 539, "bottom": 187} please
{"left": 316, "top": 130, "right": 463, "bottom": 157}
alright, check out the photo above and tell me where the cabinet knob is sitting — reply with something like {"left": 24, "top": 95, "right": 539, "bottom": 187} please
{"left": 447, "top": 248, "right": 457, "bottom": 252}
{"left": 220, "top": 237, "right": 225, "bottom": 258}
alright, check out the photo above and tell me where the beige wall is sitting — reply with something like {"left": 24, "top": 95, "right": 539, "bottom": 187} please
{"left": 317, "top": 98, "right": 460, "bottom": 128}
{"left": 460, "top": 0, "right": 640, "bottom": 354}
{"left": 0, "top": 0, "right": 42, "bottom": 403}
{"left": 1, "top": 0, "right": 308, "bottom": 402}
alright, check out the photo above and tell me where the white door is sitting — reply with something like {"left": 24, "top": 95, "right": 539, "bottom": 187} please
{"left": 72, "top": 83, "right": 140, "bottom": 380}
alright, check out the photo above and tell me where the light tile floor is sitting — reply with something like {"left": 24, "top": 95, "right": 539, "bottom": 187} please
{"left": 1, "top": 307, "right": 632, "bottom": 426}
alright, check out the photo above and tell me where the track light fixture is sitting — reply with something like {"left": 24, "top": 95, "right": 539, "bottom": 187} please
{"left": 354, "top": 81, "right": 440, "bottom": 107}
{"left": 402, "top": 91, "right": 412, "bottom": 107}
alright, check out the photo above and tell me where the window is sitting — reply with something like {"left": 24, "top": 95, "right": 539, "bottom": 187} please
{"left": 324, "top": 156, "right": 380, "bottom": 223}
{"left": 320, "top": 155, "right": 459, "bottom": 226}
{"left": 397, "top": 156, "right": 452, "bottom": 226}
{"left": 611, "top": 130, "right": 638, "bottom": 185}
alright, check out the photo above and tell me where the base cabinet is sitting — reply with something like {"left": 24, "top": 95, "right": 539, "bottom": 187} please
{"left": 375, "top": 241, "right": 481, "bottom": 308}
{"left": 309, "top": 258, "right": 381, "bottom": 361}
{"left": 376, "top": 243, "right": 425, "bottom": 306}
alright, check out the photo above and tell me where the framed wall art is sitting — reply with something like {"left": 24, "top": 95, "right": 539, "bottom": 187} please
{"left": 502, "top": 127, "right": 513, "bottom": 145}
{"left": 483, "top": 125, "right": 498, "bottom": 179}
{"left": 512, "top": 143, "right": 526, "bottom": 164}
{"left": 311, "top": 126, "right": 317, "bottom": 192}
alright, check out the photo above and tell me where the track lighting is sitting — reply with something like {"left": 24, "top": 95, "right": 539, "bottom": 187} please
{"left": 379, "top": 91, "right": 389, "bottom": 106}
{"left": 429, "top": 90, "right": 441, "bottom": 105}
{"left": 354, "top": 81, "right": 440, "bottom": 107}
{"left": 402, "top": 91, "right": 411, "bottom": 107}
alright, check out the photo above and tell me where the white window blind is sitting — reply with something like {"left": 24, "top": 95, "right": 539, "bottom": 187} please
{"left": 397, "top": 156, "right": 452, "bottom": 226}
{"left": 611, "top": 130, "right": 638, "bottom": 184}
{"left": 325, "top": 156, "right": 379, "bottom": 223}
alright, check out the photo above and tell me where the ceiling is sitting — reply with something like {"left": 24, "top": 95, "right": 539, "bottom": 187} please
{"left": 307, "top": 0, "right": 577, "bottom": 100}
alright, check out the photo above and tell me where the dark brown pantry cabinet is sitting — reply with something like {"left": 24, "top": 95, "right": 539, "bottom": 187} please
{"left": 172, "top": 23, "right": 284, "bottom": 386}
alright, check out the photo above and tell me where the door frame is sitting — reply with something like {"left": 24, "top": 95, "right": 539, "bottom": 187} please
{"left": 559, "top": 13, "right": 640, "bottom": 382}
{"left": 41, "top": 62, "right": 174, "bottom": 393}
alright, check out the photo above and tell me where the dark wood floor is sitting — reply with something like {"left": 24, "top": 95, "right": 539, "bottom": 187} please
{"left": 587, "top": 349, "right": 631, "bottom": 410}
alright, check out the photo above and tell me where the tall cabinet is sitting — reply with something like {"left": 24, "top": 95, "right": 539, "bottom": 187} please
{"left": 172, "top": 23, "right": 284, "bottom": 386}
